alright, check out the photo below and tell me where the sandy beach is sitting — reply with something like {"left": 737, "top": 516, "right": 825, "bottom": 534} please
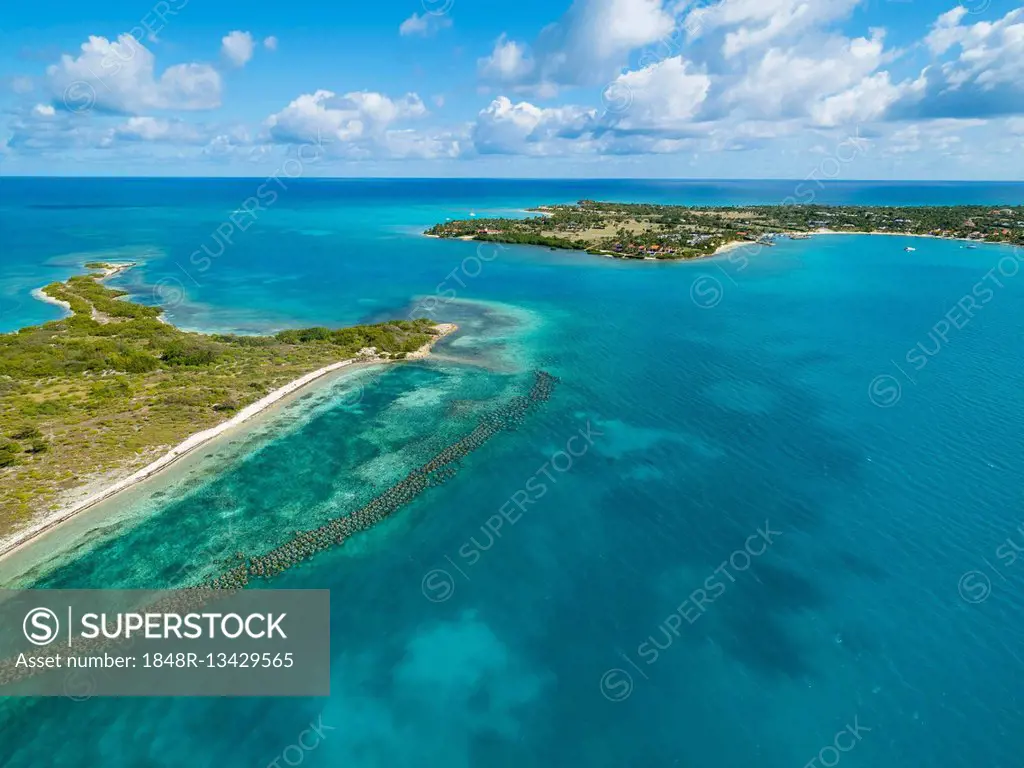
{"left": 29, "top": 288, "right": 71, "bottom": 313}
{"left": 816, "top": 228, "right": 961, "bottom": 239}
{"left": 92, "top": 261, "right": 137, "bottom": 280}
{"left": 710, "top": 230, "right": 1020, "bottom": 257}
{"left": 0, "top": 318, "right": 457, "bottom": 563}
{"left": 811, "top": 229, "right": 1018, "bottom": 247}
{"left": 425, "top": 228, "right": 768, "bottom": 261}
{"left": 28, "top": 262, "right": 135, "bottom": 316}
{"left": 425, "top": 224, "right": 1018, "bottom": 269}
{"left": 710, "top": 239, "right": 753, "bottom": 257}
{"left": 423, "top": 233, "right": 477, "bottom": 241}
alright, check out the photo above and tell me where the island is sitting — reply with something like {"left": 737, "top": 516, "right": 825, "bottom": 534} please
{"left": 0, "top": 263, "right": 453, "bottom": 546}
{"left": 426, "top": 202, "right": 1024, "bottom": 259}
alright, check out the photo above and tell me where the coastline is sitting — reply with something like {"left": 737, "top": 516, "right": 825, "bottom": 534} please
{"left": 419, "top": 207, "right": 1019, "bottom": 264}
{"left": 0, "top": 320, "right": 458, "bottom": 563}
{"left": 710, "top": 240, "right": 751, "bottom": 258}
{"left": 30, "top": 288, "right": 71, "bottom": 313}
{"left": 577, "top": 236, "right": 755, "bottom": 261}
{"left": 599, "top": 231, "right": 1014, "bottom": 261}
{"left": 27, "top": 262, "right": 136, "bottom": 318}
{"left": 92, "top": 261, "right": 137, "bottom": 280}
{"left": 811, "top": 229, "right": 1018, "bottom": 246}
{"left": 422, "top": 230, "right": 753, "bottom": 259}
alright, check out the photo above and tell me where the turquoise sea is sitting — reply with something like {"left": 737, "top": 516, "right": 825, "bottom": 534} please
{"left": 1, "top": 178, "right": 1024, "bottom": 767}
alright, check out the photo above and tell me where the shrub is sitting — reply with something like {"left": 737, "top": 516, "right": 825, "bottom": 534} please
{"left": 275, "top": 327, "right": 333, "bottom": 344}
{"left": 25, "top": 439, "right": 48, "bottom": 454}
{"left": 110, "top": 350, "right": 160, "bottom": 373}
{"left": 10, "top": 425, "right": 40, "bottom": 441}
{"left": 89, "top": 378, "right": 132, "bottom": 401}
{"left": 218, "top": 334, "right": 274, "bottom": 348}
{"left": 162, "top": 391, "right": 212, "bottom": 407}
{"left": 21, "top": 399, "right": 70, "bottom": 417}
{"left": 161, "top": 341, "right": 219, "bottom": 367}
{"left": 0, "top": 442, "right": 21, "bottom": 467}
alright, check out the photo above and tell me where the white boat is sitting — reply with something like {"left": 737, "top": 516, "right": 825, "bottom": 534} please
{"left": 904, "top": 246, "right": 916, "bottom": 252}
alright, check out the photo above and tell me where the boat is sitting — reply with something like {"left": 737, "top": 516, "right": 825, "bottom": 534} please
{"left": 905, "top": 246, "right": 916, "bottom": 252}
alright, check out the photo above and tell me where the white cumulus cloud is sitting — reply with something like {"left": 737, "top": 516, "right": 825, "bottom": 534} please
{"left": 478, "top": 35, "right": 536, "bottom": 84}
{"left": 114, "top": 116, "right": 205, "bottom": 143}
{"left": 724, "top": 30, "right": 891, "bottom": 120}
{"left": 472, "top": 96, "right": 598, "bottom": 155}
{"left": 607, "top": 56, "right": 711, "bottom": 129}
{"left": 46, "top": 34, "right": 221, "bottom": 113}
{"left": 684, "top": 0, "right": 863, "bottom": 56}
{"left": 265, "top": 89, "right": 438, "bottom": 158}
{"left": 479, "top": 0, "right": 677, "bottom": 91}
{"left": 221, "top": 30, "right": 255, "bottom": 67}
{"left": 399, "top": 12, "right": 452, "bottom": 37}
{"left": 890, "top": 7, "right": 1024, "bottom": 119}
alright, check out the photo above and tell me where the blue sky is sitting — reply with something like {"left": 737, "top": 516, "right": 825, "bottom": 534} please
{"left": 1, "top": 0, "right": 1022, "bottom": 178}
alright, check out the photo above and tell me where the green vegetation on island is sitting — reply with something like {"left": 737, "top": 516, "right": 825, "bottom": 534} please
{"left": 427, "top": 202, "right": 1024, "bottom": 259}
{"left": 0, "top": 264, "right": 442, "bottom": 534}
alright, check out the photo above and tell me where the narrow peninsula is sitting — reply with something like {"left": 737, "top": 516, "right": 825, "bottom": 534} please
{"left": 0, "top": 263, "right": 453, "bottom": 548}
{"left": 427, "top": 201, "right": 1024, "bottom": 260}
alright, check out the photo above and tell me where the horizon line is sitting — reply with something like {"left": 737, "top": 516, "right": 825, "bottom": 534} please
{"left": 1, "top": 176, "right": 1022, "bottom": 184}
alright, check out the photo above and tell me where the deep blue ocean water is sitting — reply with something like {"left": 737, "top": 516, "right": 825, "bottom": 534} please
{"left": 1, "top": 178, "right": 1023, "bottom": 767}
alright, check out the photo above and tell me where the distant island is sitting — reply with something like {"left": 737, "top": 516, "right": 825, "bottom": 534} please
{"left": 426, "top": 202, "right": 1024, "bottom": 260}
{"left": 0, "top": 263, "right": 453, "bottom": 549}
